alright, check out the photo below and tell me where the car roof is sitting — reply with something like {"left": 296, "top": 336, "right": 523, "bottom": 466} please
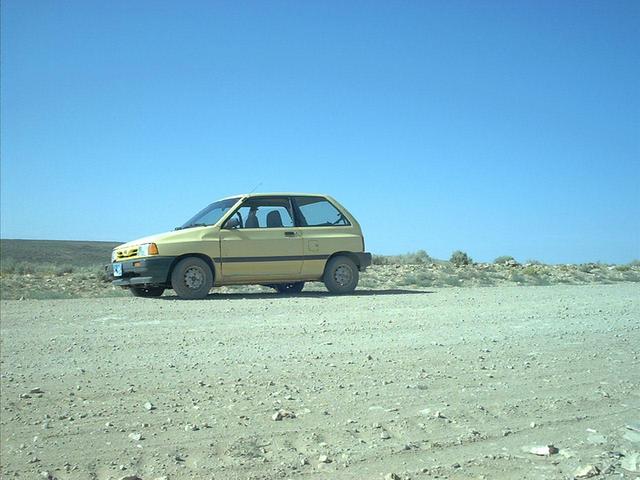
{"left": 219, "top": 192, "right": 329, "bottom": 200}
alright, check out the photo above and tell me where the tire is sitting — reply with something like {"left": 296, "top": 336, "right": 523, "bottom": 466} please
{"left": 274, "top": 282, "right": 305, "bottom": 294}
{"left": 130, "top": 286, "right": 165, "bottom": 298}
{"left": 170, "top": 257, "right": 213, "bottom": 299}
{"left": 323, "top": 256, "right": 359, "bottom": 294}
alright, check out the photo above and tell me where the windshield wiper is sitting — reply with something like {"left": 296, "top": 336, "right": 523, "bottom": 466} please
{"left": 175, "top": 223, "right": 208, "bottom": 230}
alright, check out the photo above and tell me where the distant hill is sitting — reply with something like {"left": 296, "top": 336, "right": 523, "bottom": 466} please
{"left": 0, "top": 239, "right": 121, "bottom": 268}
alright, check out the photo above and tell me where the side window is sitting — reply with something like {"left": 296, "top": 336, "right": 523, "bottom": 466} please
{"left": 294, "top": 197, "right": 350, "bottom": 227}
{"left": 233, "top": 198, "right": 294, "bottom": 229}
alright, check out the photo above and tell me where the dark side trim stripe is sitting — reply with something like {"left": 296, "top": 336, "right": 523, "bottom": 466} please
{"left": 213, "top": 254, "right": 329, "bottom": 263}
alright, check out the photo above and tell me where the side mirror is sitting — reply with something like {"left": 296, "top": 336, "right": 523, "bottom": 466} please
{"left": 224, "top": 217, "right": 241, "bottom": 229}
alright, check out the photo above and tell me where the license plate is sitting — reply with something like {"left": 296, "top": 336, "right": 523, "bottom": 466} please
{"left": 113, "top": 263, "right": 123, "bottom": 277}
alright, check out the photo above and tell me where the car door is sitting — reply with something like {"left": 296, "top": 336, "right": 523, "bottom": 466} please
{"left": 219, "top": 196, "right": 304, "bottom": 281}
{"left": 292, "top": 196, "right": 363, "bottom": 277}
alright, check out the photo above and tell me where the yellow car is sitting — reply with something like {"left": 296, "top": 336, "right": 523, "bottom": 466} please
{"left": 107, "top": 193, "right": 371, "bottom": 299}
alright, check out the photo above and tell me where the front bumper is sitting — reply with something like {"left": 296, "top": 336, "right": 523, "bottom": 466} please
{"left": 105, "top": 256, "right": 175, "bottom": 287}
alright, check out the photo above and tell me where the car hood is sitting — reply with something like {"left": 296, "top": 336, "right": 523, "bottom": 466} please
{"left": 116, "top": 226, "right": 216, "bottom": 249}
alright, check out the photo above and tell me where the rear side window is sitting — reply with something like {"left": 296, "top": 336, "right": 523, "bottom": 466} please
{"left": 294, "top": 197, "right": 350, "bottom": 227}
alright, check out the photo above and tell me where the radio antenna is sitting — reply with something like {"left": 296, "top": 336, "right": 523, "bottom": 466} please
{"left": 248, "top": 182, "right": 262, "bottom": 194}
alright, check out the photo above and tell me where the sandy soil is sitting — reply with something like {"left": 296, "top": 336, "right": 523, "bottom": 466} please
{"left": 1, "top": 284, "right": 639, "bottom": 480}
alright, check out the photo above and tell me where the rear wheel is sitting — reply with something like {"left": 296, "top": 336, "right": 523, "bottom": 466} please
{"left": 274, "top": 282, "right": 305, "bottom": 294}
{"left": 323, "top": 256, "right": 359, "bottom": 294}
{"left": 130, "top": 286, "right": 165, "bottom": 297}
{"left": 171, "top": 257, "right": 213, "bottom": 299}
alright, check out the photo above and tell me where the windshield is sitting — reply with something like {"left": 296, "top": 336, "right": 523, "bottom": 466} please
{"left": 178, "top": 197, "right": 240, "bottom": 229}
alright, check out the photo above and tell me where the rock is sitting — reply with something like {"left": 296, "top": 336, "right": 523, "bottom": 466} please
{"left": 144, "top": 402, "right": 155, "bottom": 411}
{"left": 119, "top": 476, "right": 143, "bottom": 480}
{"left": 272, "top": 409, "right": 296, "bottom": 421}
{"left": 30, "top": 388, "right": 44, "bottom": 394}
{"left": 434, "top": 411, "right": 446, "bottom": 419}
{"left": 128, "top": 432, "right": 142, "bottom": 441}
{"left": 318, "top": 455, "right": 331, "bottom": 463}
{"left": 623, "top": 429, "right": 640, "bottom": 443}
{"left": 385, "top": 474, "right": 401, "bottom": 480}
{"left": 574, "top": 465, "right": 600, "bottom": 478}
{"left": 626, "top": 421, "right": 640, "bottom": 432}
{"left": 587, "top": 433, "right": 606, "bottom": 444}
{"left": 528, "top": 445, "right": 559, "bottom": 455}
{"left": 621, "top": 452, "right": 639, "bottom": 472}
{"left": 380, "top": 431, "right": 391, "bottom": 440}
{"left": 184, "top": 424, "right": 199, "bottom": 431}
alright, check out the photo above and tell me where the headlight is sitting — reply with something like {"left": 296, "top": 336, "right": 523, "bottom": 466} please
{"left": 138, "top": 243, "right": 159, "bottom": 257}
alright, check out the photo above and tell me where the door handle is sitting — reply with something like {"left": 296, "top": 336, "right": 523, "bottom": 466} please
{"left": 284, "top": 231, "right": 296, "bottom": 237}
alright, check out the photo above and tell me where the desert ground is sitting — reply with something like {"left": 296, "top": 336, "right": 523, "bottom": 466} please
{"left": 1, "top": 284, "right": 639, "bottom": 480}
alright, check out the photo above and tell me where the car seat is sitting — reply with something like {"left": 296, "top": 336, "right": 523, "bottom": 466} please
{"left": 245, "top": 209, "right": 259, "bottom": 228}
{"left": 266, "top": 210, "right": 284, "bottom": 228}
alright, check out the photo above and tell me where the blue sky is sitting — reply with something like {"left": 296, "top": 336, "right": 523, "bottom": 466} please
{"left": 1, "top": 0, "right": 638, "bottom": 263}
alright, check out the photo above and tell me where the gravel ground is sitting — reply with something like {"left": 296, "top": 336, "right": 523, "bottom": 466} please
{"left": 1, "top": 284, "right": 639, "bottom": 480}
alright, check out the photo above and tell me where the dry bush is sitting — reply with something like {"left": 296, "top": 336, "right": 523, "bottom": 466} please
{"left": 494, "top": 256, "right": 516, "bottom": 265}
{"left": 450, "top": 250, "right": 472, "bottom": 266}
{"left": 373, "top": 250, "right": 433, "bottom": 265}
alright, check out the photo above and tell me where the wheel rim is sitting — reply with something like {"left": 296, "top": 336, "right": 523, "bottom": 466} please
{"left": 184, "top": 265, "right": 205, "bottom": 290}
{"left": 333, "top": 264, "right": 353, "bottom": 286}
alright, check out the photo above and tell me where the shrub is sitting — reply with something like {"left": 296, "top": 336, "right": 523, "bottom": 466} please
{"left": 372, "top": 254, "right": 388, "bottom": 265}
{"left": 96, "top": 265, "right": 111, "bottom": 282}
{"left": 450, "top": 250, "right": 472, "bottom": 266}
{"left": 578, "top": 263, "right": 596, "bottom": 273}
{"left": 13, "top": 261, "right": 36, "bottom": 275}
{"left": 522, "top": 266, "right": 539, "bottom": 276}
{"left": 372, "top": 250, "right": 433, "bottom": 265}
{"left": 411, "top": 271, "right": 435, "bottom": 287}
{"left": 442, "top": 274, "right": 461, "bottom": 286}
{"left": 54, "top": 264, "right": 74, "bottom": 276}
{"left": 398, "top": 274, "right": 415, "bottom": 286}
{"left": 509, "top": 272, "right": 526, "bottom": 284}
{"left": 0, "top": 258, "right": 17, "bottom": 274}
{"left": 525, "top": 259, "right": 543, "bottom": 265}
{"left": 494, "top": 255, "right": 516, "bottom": 265}
{"left": 358, "top": 276, "right": 377, "bottom": 288}
{"left": 629, "top": 259, "right": 640, "bottom": 267}
{"left": 407, "top": 250, "right": 432, "bottom": 264}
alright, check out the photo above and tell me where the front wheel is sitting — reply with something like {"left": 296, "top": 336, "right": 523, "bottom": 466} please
{"left": 130, "top": 286, "right": 165, "bottom": 297}
{"left": 323, "top": 256, "right": 359, "bottom": 294}
{"left": 274, "top": 282, "right": 305, "bottom": 294}
{"left": 171, "top": 257, "right": 213, "bottom": 299}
